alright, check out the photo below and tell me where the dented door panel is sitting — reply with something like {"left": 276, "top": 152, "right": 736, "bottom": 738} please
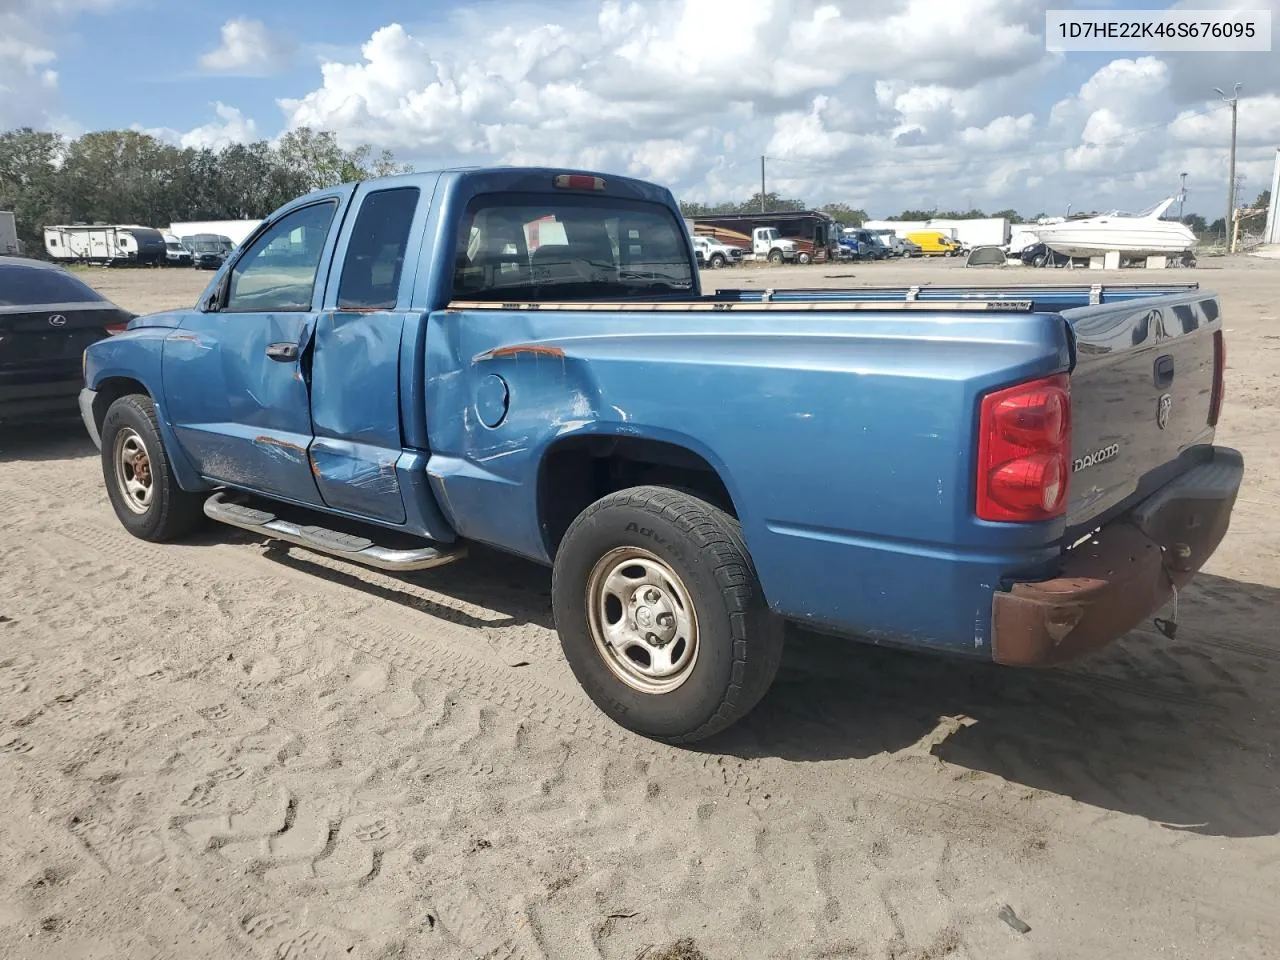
{"left": 162, "top": 312, "right": 325, "bottom": 505}
{"left": 308, "top": 310, "right": 408, "bottom": 524}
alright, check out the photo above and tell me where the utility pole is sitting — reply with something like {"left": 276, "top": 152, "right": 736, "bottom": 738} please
{"left": 1215, "top": 83, "right": 1241, "bottom": 250}
{"left": 1178, "top": 172, "right": 1187, "bottom": 220}
{"left": 760, "top": 156, "right": 766, "bottom": 212}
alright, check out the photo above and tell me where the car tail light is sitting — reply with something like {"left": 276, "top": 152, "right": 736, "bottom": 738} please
{"left": 1208, "top": 329, "right": 1225, "bottom": 426}
{"left": 976, "top": 373, "right": 1071, "bottom": 522}
{"left": 104, "top": 322, "right": 128, "bottom": 335}
{"left": 553, "top": 174, "right": 606, "bottom": 190}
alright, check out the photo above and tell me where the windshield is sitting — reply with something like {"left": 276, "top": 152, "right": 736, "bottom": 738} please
{"left": 1103, "top": 200, "right": 1170, "bottom": 218}
{"left": 0, "top": 263, "right": 106, "bottom": 306}
{"left": 453, "top": 193, "right": 693, "bottom": 301}
{"left": 192, "top": 241, "right": 222, "bottom": 253}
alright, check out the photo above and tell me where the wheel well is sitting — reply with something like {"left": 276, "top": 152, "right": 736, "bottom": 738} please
{"left": 91, "top": 377, "right": 149, "bottom": 432}
{"left": 537, "top": 437, "right": 736, "bottom": 558}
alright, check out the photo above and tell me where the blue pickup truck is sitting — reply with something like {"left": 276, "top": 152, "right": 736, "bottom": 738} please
{"left": 79, "top": 167, "right": 1243, "bottom": 743}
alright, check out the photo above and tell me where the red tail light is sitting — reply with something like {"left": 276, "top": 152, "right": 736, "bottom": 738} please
{"left": 976, "top": 373, "right": 1071, "bottom": 522}
{"left": 553, "top": 174, "right": 606, "bottom": 191}
{"left": 1208, "top": 329, "right": 1225, "bottom": 426}
{"left": 104, "top": 323, "right": 128, "bottom": 335}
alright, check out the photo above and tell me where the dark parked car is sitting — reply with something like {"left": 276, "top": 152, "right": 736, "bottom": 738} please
{"left": 188, "top": 235, "right": 233, "bottom": 270}
{"left": 0, "top": 256, "right": 132, "bottom": 421}
{"left": 1017, "top": 243, "right": 1073, "bottom": 268}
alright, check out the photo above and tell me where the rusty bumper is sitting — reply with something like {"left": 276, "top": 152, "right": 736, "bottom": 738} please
{"left": 991, "top": 446, "right": 1244, "bottom": 666}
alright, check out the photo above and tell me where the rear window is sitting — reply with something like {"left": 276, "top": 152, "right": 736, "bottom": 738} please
{"left": 338, "top": 186, "right": 419, "bottom": 310}
{"left": 452, "top": 193, "right": 693, "bottom": 301}
{"left": 0, "top": 263, "right": 106, "bottom": 307}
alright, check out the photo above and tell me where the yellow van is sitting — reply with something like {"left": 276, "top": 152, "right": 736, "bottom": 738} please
{"left": 905, "top": 230, "right": 963, "bottom": 256}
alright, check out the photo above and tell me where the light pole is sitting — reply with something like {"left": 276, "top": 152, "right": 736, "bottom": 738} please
{"left": 1178, "top": 172, "right": 1187, "bottom": 220}
{"left": 1214, "top": 83, "right": 1241, "bottom": 249}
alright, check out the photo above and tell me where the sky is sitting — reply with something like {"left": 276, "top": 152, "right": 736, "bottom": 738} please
{"left": 2, "top": 0, "right": 1279, "bottom": 218}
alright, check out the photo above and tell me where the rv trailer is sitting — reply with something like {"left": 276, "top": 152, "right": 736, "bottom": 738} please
{"left": 43, "top": 224, "right": 167, "bottom": 265}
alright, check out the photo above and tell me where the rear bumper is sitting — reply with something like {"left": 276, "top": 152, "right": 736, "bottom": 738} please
{"left": 0, "top": 378, "right": 82, "bottom": 421}
{"left": 991, "top": 445, "right": 1244, "bottom": 666}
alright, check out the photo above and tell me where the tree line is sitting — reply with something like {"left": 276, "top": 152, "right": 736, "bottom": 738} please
{"left": 0, "top": 127, "right": 411, "bottom": 255}
{"left": 4, "top": 124, "right": 1269, "bottom": 255}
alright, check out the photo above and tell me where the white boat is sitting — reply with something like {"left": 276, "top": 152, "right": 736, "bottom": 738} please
{"left": 1027, "top": 198, "right": 1196, "bottom": 258}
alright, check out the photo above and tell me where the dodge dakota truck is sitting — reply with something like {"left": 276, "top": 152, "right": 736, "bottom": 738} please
{"left": 79, "top": 166, "right": 1243, "bottom": 743}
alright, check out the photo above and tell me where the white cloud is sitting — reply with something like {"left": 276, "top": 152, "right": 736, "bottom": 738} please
{"left": 95, "top": 0, "right": 1280, "bottom": 217}
{"left": 200, "top": 18, "right": 294, "bottom": 75}
{"left": 136, "top": 103, "right": 259, "bottom": 151}
{"left": 0, "top": 0, "right": 115, "bottom": 129}
{"left": 959, "top": 113, "right": 1036, "bottom": 150}
{"left": 264, "top": 0, "right": 1061, "bottom": 212}
{"left": 1170, "top": 94, "right": 1280, "bottom": 147}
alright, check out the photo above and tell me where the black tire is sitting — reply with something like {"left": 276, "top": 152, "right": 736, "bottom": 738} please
{"left": 767, "top": 249, "right": 783, "bottom": 264}
{"left": 709, "top": 253, "right": 726, "bottom": 269}
{"left": 100, "top": 394, "right": 205, "bottom": 542}
{"left": 797, "top": 251, "right": 812, "bottom": 265}
{"left": 551, "top": 486, "right": 784, "bottom": 743}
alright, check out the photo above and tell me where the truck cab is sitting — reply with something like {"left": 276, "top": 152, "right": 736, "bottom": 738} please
{"left": 691, "top": 235, "right": 744, "bottom": 269}
{"left": 752, "top": 227, "right": 797, "bottom": 263}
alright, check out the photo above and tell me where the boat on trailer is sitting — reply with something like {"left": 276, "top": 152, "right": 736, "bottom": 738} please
{"left": 1027, "top": 198, "right": 1196, "bottom": 259}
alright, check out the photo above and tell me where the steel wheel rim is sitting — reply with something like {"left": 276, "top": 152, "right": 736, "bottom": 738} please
{"left": 585, "top": 546, "right": 699, "bottom": 695}
{"left": 113, "top": 427, "right": 154, "bottom": 514}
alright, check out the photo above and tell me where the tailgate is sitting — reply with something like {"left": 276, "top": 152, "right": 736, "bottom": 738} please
{"left": 1063, "top": 290, "right": 1222, "bottom": 531}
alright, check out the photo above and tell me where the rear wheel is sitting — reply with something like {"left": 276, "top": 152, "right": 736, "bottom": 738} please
{"left": 551, "top": 486, "right": 784, "bottom": 743}
{"left": 101, "top": 394, "right": 205, "bottom": 542}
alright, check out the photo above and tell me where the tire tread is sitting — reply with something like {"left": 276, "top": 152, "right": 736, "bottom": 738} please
{"left": 557, "top": 484, "right": 784, "bottom": 743}
{"left": 102, "top": 394, "right": 205, "bottom": 542}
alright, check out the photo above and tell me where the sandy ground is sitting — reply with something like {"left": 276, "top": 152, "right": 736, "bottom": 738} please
{"left": 1, "top": 256, "right": 1278, "bottom": 960}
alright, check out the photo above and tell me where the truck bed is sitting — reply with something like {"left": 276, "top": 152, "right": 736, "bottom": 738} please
{"left": 703, "top": 280, "right": 1200, "bottom": 310}
{"left": 442, "top": 279, "right": 1222, "bottom": 652}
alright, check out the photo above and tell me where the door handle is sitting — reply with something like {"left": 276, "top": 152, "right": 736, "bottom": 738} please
{"left": 266, "top": 342, "right": 299, "bottom": 362}
{"left": 1153, "top": 354, "right": 1174, "bottom": 389}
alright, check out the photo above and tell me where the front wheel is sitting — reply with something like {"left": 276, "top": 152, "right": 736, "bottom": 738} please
{"left": 101, "top": 394, "right": 206, "bottom": 542}
{"left": 551, "top": 486, "right": 784, "bottom": 743}
{"left": 797, "top": 252, "right": 812, "bottom": 265}
{"left": 767, "top": 249, "right": 783, "bottom": 264}
{"left": 710, "top": 253, "right": 726, "bottom": 269}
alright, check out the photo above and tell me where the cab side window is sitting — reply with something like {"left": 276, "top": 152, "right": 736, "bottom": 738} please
{"left": 224, "top": 200, "right": 338, "bottom": 313}
{"left": 337, "top": 187, "right": 420, "bottom": 310}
